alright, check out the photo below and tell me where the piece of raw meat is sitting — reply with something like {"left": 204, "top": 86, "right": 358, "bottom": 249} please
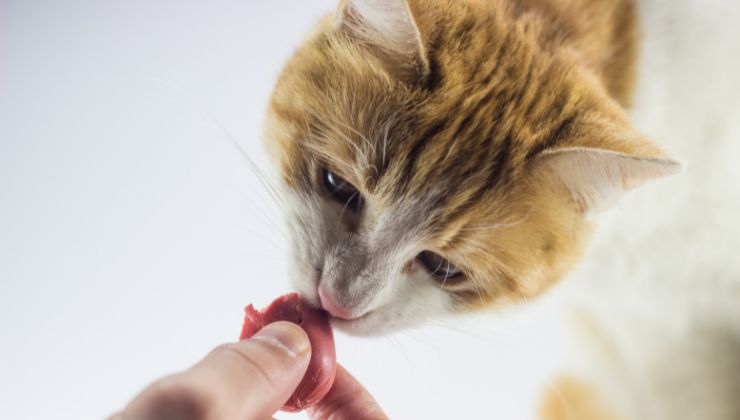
{"left": 240, "top": 292, "right": 336, "bottom": 411}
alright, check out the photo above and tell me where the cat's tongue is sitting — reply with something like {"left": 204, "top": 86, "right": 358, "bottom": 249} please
{"left": 239, "top": 292, "right": 336, "bottom": 412}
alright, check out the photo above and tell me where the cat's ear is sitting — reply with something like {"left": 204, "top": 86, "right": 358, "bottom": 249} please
{"left": 335, "top": 0, "right": 430, "bottom": 81}
{"left": 533, "top": 146, "right": 682, "bottom": 213}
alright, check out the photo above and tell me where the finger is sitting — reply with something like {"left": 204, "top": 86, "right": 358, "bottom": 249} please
{"left": 307, "top": 364, "right": 388, "bottom": 420}
{"left": 114, "top": 321, "right": 311, "bottom": 420}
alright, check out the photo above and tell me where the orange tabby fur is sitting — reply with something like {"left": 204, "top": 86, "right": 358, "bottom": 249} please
{"left": 264, "top": 0, "right": 678, "bottom": 417}
{"left": 265, "top": 0, "right": 665, "bottom": 309}
{"left": 539, "top": 375, "right": 624, "bottom": 420}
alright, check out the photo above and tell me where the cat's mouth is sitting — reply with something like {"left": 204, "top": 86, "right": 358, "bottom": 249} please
{"left": 318, "top": 286, "right": 367, "bottom": 321}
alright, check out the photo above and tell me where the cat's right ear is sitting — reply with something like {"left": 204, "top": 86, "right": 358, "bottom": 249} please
{"left": 532, "top": 146, "right": 682, "bottom": 214}
{"left": 335, "top": 0, "right": 430, "bottom": 82}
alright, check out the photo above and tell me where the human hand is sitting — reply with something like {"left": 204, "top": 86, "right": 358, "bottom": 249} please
{"left": 110, "top": 321, "right": 387, "bottom": 420}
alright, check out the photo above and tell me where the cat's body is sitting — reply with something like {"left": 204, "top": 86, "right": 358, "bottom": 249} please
{"left": 264, "top": 0, "right": 740, "bottom": 418}
{"left": 542, "top": 1, "right": 740, "bottom": 418}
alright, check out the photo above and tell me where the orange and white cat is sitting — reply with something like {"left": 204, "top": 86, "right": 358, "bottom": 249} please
{"left": 263, "top": 0, "right": 740, "bottom": 418}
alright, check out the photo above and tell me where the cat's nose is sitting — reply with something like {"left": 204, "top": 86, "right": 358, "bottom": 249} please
{"left": 318, "top": 287, "right": 355, "bottom": 320}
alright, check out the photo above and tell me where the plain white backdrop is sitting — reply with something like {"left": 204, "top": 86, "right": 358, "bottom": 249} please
{"left": 0, "top": 1, "right": 567, "bottom": 419}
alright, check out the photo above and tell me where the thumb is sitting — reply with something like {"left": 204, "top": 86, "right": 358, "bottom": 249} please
{"left": 119, "top": 321, "right": 311, "bottom": 420}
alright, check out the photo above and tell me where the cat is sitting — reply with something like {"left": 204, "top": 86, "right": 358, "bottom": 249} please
{"left": 265, "top": 0, "right": 678, "bottom": 334}
{"left": 262, "top": 0, "right": 740, "bottom": 418}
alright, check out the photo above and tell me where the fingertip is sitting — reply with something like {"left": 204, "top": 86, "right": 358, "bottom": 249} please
{"left": 118, "top": 322, "right": 314, "bottom": 420}
{"left": 252, "top": 321, "right": 311, "bottom": 359}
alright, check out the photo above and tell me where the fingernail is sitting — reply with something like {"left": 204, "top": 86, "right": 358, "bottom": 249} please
{"left": 253, "top": 322, "right": 310, "bottom": 358}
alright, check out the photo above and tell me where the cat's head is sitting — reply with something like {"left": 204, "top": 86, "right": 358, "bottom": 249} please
{"left": 264, "top": 0, "right": 680, "bottom": 335}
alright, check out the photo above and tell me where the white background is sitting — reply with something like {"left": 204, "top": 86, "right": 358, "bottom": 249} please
{"left": 0, "top": 1, "right": 563, "bottom": 419}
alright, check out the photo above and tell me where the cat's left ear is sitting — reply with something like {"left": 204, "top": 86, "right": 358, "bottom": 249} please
{"left": 533, "top": 144, "right": 682, "bottom": 214}
{"left": 335, "top": 0, "right": 430, "bottom": 81}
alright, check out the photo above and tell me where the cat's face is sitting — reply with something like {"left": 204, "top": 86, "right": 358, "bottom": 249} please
{"left": 264, "top": 0, "right": 679, "bottom": 336}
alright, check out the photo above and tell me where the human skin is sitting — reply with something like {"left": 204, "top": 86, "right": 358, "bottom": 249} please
{"left": 110, "top": 322, "right": 387, "bottom": 420}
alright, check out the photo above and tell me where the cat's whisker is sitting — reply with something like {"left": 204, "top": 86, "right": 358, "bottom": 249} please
{"left": 459, "top": 205, "right": 533, "bottom": 233}
{"left": 241, "top": 253, "right": 287, "bottom": 262}
{"left": 336, "top": 114, "right": 376, "bottom": 153}
{"left": 328, "top": 115, "right": 377, "bottom": 160}
{"left": 335, "top": 191, "right": 360, "bottom": 230}
{"left": 303, "top": 136, "right": 357, "bottom": 175}
{"left": 539, "top": 378, "right": 574, "bottom": 420}
{"left": 431, "top": 312, "right": 552, "bottom": 356}
{"left": 227, "top": 185, "right": 288, "bottom": 241}
{"left": 442, "top": 141, "right": 458, "bottom": 163}
{"left": 471, "top": 279, "right": 490, "bottom": 307}
{"left": 429, "top": 316, "right": 555, "bottom": 375}
{"left": 231, "top": 215, "right": 287, "bottom": 249}
{"left": 247, "top": 205, "right": 288, "bottom": 242}
{"left": 188, "top": 100, "right": 287, "bottom": 209}
{"left": 381, "top": 120, "right": 392, "bottom": 167}
{"left": 308, "top": 110, "right": 380, "bottom": 181}
{"left": 384, "top": 335, "right": 413, "bottom": 364}
{"left": 233, "top": 224, "right": 287, "bottom": 253}
{"left": 429, "top": 318, "right": 529, "bottom": 340}
{"left": 363, "top": 164, "right": 380, "bottom": 186}
{"left": 236, "top": 146, "right": 287, "bottom": 209}
{"left": 138, "top": 74, "right": 289, "bottom": 213}
{"left": 440, "top": 267, "right": 450, "bottom": 289}
{"left": 398, "top": 327, "right": 439, "bottom": 349}
{"left": 419, "top": 259, "right": 447, "bottom": 291}
{"left": 241, "top": 206, "right": 287, "bottom": 243}
{"left": 460, "top": 219, "right": 525, "bottom": 232}
{"left": 328, "top": 126, "right": 370, "bottom": 180}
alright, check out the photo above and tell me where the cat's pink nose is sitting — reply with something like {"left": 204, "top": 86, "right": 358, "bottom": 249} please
{"left": 318, "top": 287, "right": 355, "bottom": 320}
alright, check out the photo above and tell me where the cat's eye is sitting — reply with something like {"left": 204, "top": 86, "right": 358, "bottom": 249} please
{"left": 417, "top": 251, "right": 463, "bottom": 283}
{"left": 322, "top": 169, "right": 362, "bottom": 212}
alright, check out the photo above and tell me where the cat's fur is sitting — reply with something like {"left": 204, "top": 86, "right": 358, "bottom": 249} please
{"left": 264, "top": 0, "right": 740, "bottom": 418}
{"left": 539, "top": 1, "right": 740, "bottom": 417}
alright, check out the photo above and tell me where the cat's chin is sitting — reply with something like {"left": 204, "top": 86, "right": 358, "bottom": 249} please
{"left": 327, "top": 311, "right": 423, "bottom": 337}
{"left": 329, "top": 316, "right": 392, "bottom": 337}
